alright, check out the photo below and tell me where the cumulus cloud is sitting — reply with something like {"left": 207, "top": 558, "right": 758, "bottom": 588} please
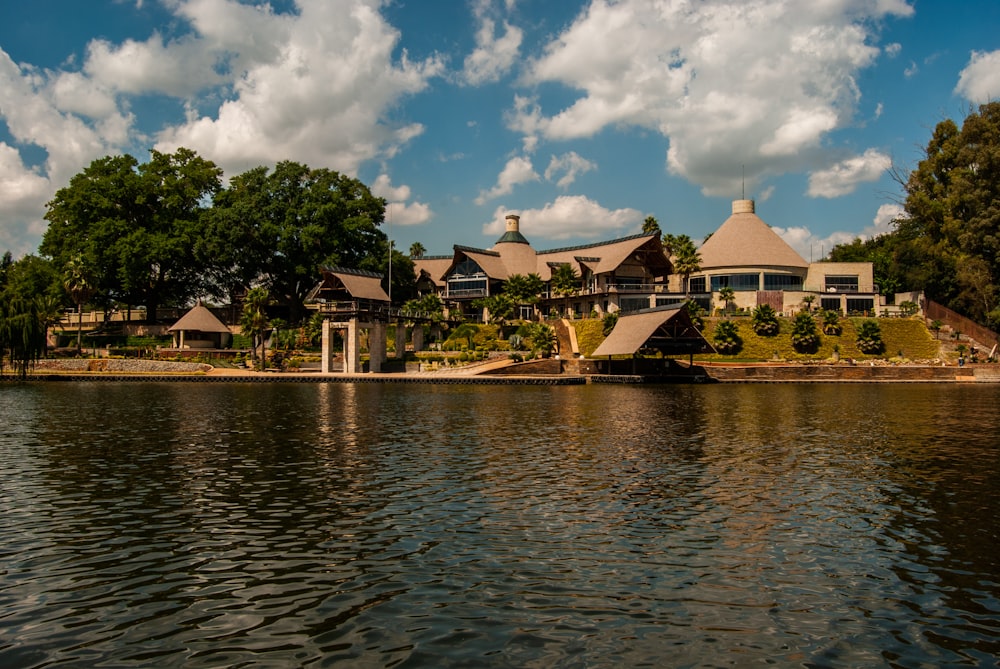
{"left": 774, "top": 202, "right": 905, "bottom": 259}
{"left": 807, "top": 148, "right": 891, "bottom": 198}
{"left": 513, "top": 0, "right": 913, "bottom": 196}
{"left": 0, "top": 0, "right": 446, "bottom": 256}
{"left": 955, "top": 50, "right": 1000, "bottom": 103}
{"left": 155, "top": 0, "right": 445, "bottom": 176}
{"left": 544, "top": 151, "right": 596, "bottom": 189}
{"left": 460, "top": 0, "right": 523, "bottom": 85}
{"left": 481, "top": 195, "right": 642, "bottom": 241}
{"left": 372, "top": 174, "right": 433, "bottom": 226}
{"left": 475, "top": 155, "right": 539, "bottom": 204}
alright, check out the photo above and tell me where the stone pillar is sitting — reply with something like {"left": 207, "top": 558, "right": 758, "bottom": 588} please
{"left": 369, "top": 321, "right": 386, "bottom": 373}
{"left": 411, "top": 325, "right": 424, "bottom": 352}
{"left": 346, "top": 318, "right": 362, "bottom": 374}
{"left": 394, "top": 323, "right": 407, "bottom": 359}
{"left": 321, "top": 319, "right": 335, "bottom": 373}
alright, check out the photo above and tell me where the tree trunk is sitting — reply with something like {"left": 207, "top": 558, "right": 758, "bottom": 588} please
{"left": 76, "top": 303, "right": 83, "bottom": 354}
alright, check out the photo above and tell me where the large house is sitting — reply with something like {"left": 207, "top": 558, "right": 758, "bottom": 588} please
{"left": 414, "top": 214, "right": 673, "bottom": 321}
{"left": 671, "top": 199, "right": 883, "bottom": 316}
{"left": 414, "top": 201, "right": 894, "bottom": 324}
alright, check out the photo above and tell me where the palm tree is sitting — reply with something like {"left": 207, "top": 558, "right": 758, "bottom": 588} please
{"left": 673, "top": 245, "right": 702, "bottom": 296}
{"left": 240, "top": 287, "right": 270, "bottom": 368}
{"left": 713, "top": 319, "right": 742, "bottom": 354}
{"left": 856, "top": 319, "right": 884, "bottom": 354}
{"left": 751, "top": 304, "right": 779, "bottom": 336}
{"left": 642, "top": 216, "right": 661, "bottom": 236}
{"left": 62, "top": 255, "right": 93, "bottom": 354}
{"left": 718, "top": 286, "right": 735, "bottom": 314}
{"left": 550, "top": 264, "right": 580, "bottom": 297}
{"left": 791, "top": 312, "right": 820, "bottom": 353}
{"left": 409, "top": 242, "right": 426, "bottom": 259}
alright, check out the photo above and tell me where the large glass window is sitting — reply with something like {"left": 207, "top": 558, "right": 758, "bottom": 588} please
{"left": 688, "top": 276, "right": 706, "bottom": 293}
{"left": 846, "top": 298, "right": 874, "bottom": 315}
{"left": 824, "top": 275, "right": 859, "bottom": 293}
{"left": 711, "top": 274, "right": 760, "bottom": 291}
{"left": 447, "top": 258, "right": 488, "bottom": 297}
{"left": 820, "top": 297, "right": 841, "bottom": 312}
{"left": 764, "top": 274, "right": 803, "bottom": 291}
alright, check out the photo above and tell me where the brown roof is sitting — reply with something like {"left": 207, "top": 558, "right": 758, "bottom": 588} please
{"left": 326, "top": 268, "right": 390, "bottom": 302}
{"left": 412, "top": 256, "right": 453, "bottom": 286}
{"left": 698, "top": 200, "right": 807, "bottom": 270}
{"left": 591, "top": 307, "right": 713, "bottom": 356}
{"left": 536, "top": 233, "right": 669, "bottom": 279}
{"left": 167, "top": 303, "right": 230, "bottom": 333}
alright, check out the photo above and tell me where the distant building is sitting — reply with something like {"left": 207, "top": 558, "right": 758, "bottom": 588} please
{"left": 674, "top": 199, "right": 881, "bottom": 315}
{"left": 414, "top": 214, "right": 673, "bottom": 321}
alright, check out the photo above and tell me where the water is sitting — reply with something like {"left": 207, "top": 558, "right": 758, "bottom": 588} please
{"left": 1, "top": 382, "right": 998, "bottom": 668}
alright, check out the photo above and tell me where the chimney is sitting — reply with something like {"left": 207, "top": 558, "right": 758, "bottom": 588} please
{"left": 732, "top": 199, "right": 755, "bottom": 214}
{"left": 505, "top": 213, "right": 520, "bottom": 233}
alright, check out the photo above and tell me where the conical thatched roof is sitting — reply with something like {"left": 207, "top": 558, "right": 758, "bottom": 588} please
{"left": 699, "top": 200, "right": 807, "bottom": 269}
{"left": 167, "top": 303, "right": 231, "bottom": 333}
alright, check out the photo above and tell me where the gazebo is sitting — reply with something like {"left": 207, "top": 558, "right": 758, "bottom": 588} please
{"left": 167, "top": 301, "right": 231, "bottom": 349}
{"left": 592, "top": 305, "right": 714, "bottom": 373}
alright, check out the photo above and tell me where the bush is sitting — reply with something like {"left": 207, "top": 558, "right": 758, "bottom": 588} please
{"left": 856, "top": 320, "right": 884, "bottom": 354}
{"left": 712, "top": 319, "right": 743, "bottom": 354}
{"left": 751, "top": 304, "right": 779, "bottom": 336}
{"left": 821, "top": 309, "right": 842, "bottom": 336}
{"left": 791, "top": 312, "right": 820, "bottom": 353}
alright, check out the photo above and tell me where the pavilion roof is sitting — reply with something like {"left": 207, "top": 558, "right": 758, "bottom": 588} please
{"left": 591, "top": 306, "right": 714, "bottom": 357}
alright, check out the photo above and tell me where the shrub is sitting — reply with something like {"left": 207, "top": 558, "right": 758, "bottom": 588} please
{"left": 856, "top": 319, "right": 885, "bottom": 354}
{"left": 713, "top": 319, "right": 743, "bottom": 354}
{"left": 791, "top": 312, "right": 820, "bottom": 353}
{"left": 821, "top": 309, "right": 842, "bottom": 336}
{"left": 751, "top": 304, "right": 779, "bottom": 336}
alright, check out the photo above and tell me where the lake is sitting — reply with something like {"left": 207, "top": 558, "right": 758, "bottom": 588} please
{"left": 1, "top": 381, "right": 998, "bottom": 667}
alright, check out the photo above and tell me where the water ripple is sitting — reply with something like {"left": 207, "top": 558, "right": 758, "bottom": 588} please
{"left": 1, "top": 382, "right": 999, "bottom": 667}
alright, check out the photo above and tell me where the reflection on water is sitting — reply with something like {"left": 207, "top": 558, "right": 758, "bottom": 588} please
{"left": 1, "top": 382, "right": 999, "bottom": 667}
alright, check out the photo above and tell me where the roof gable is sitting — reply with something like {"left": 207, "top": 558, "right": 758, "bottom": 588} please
{"left": 168, "top": 303, "right": 230, "bottom": 333}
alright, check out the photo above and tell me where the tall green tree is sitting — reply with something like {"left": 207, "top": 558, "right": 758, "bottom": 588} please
{"left": 409, "top": 242, "right": 426, "bottom": 259}
{"left": 63, "top": 255, "right": 93, "bottom": 353}
{"left": 202, "top": 161, "right": 388, "bottom": 321}
{"left": 42, "top": 148, "right": 223, "bottom": 320}
{"left": 550, "top": 264, "right": 580, "bottom": 297}
{"left": 642, "top": 216, "right": 661, "bottom": 236}
{"left": 504, "top": 273, "right": 545, "bottom": 306}
{"left": 240, "top": 287, "right": 270, "bottom": 367}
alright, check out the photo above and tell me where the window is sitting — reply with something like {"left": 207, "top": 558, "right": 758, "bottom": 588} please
{"left": 846, "top": 298, "right": 874, "bottom": 315}
{"left": 447, "top": 258, "right": 487, "bottom": 297}
{"left": 688, "top": 276, "right": 706, "bottom": 293}
{"left": 820, "top": 298, "right": 841, "bottom": 312}
{"left": 824, "top": 275, "right": 859, "bottom": 293}
{"left": 620, "top": 298, "right": 649, "bottom": 313}
{"left": 764, "top": 274, "right": 803, "bottom": 291}
{"left": 711, "top": 274, "right": 760, "bottom": 291}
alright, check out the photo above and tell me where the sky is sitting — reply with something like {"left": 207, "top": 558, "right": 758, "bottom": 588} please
{"left": 2, "top": 0, "right": 1000, "bottom": 264}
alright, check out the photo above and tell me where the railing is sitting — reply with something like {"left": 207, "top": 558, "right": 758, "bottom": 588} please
{"left": 446, "top": 288, "right": 488, "bottom": 298}
{"left": 925, "top": 299, "right": 1000, "bottom": 347}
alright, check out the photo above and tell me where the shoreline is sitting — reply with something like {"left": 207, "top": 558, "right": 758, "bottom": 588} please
{"left": 10, "top": 358, "right": 999, "bottom": 384}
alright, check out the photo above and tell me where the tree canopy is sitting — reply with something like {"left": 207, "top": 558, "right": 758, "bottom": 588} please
{"left": 203, "top": 161, "right": 398, "bottom": 320}
{"left": 829, "top": 101, "right": 1000, "bottom": 328}
{"left": 41, "top": 148, "right": 223, "bottom": 319}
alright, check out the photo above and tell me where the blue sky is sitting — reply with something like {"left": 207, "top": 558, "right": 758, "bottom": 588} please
{"left": 2, "top": 0, "right": 999, "bottom": 263}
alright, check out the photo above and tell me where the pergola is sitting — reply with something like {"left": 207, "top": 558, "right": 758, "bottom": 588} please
{"left": 592, "top": 305, "right": 714, "bottom": 369}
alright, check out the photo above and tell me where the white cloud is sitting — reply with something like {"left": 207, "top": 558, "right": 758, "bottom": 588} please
{"left": 774, "top": 202, "right": 905, "bottom": 259}
{"left": 460, "top": 0, "right": 523, "bottom": 85}
{"left": 155, "top": 0, "right": 445, "bottom": 177}
{"left": 482, "top": 195, "right": 642, "bottom": 241}
{"left": 884, "top": 42, "right": 902, "bottom": 57}
{"left": 544, "top": 151, "right": 596, "bottom": 189}
{"left": 372, "top": 174, "right": 433, "bottom": 226}
{"left": 807, "top": 148, "right": 891, "bottom": 198}
{"left": 513, "top": 0, "right": 913, "bottom": 196}
{"left": 475, "top": 155, "right": 539, "bottom": 204}
{"left": 955, "top": 49, "right": 1000, "bottom": 103}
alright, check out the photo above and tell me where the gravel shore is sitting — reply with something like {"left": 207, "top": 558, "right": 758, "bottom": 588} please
{"left": 33, "top": 359, "right": 214, "bottom": 374}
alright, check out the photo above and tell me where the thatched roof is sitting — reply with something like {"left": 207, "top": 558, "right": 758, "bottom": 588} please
{"left": 311, "top": 267, "right": 390, "bottom": 302}
{"left": 591, "top": 306, "right": 713, "bottom": 357}
{"left": 167, "top": 303, "right": 230, "bottom": 333}
{"left": 698, "top": 200, "right": 807, "bottom": 270}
